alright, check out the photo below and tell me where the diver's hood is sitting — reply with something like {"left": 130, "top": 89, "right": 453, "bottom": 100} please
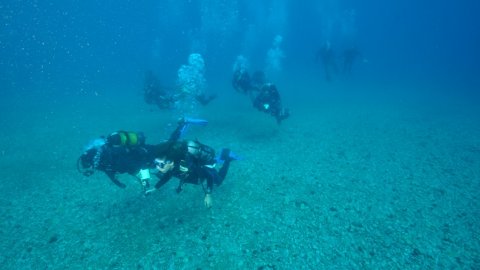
{"left": 77, "top": 147, "right": 98, "bottom": 176}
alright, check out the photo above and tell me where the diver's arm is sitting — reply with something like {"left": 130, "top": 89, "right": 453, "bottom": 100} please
{"left": 205, "top": 175, "right": 214, "bottom": 195}
{"left": 154, "top": 171, "right": 173, "bottom": 189}
{"left": 105, "top": 171, "right": 126, "bottom": 189}
{"left": 168, "top": 120, "right": 187, "bottom": 142}
{"left": 168, "top": 117, "right": 209, "bottom": 142}
{"left": 145, "top": 170, "right": 173, "bottom": 195}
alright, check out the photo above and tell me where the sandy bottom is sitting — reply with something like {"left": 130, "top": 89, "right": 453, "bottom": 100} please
{"left": 0, "top": 81, "right": 479, "bottom": 269}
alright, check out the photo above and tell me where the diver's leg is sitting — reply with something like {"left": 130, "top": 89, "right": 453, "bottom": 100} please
{"left": 217, "top": 160, "right": 231, "bottom": 184}
{"left": 217, "top": 149, "right": 234, "bottom": 184}
{"left": 168, "top": 120, "right": 187, "bottom": 142}
{"left": 105, "top": 171, "right": 126, "bottom": 189}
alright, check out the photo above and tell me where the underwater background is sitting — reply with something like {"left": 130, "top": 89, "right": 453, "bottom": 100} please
{"left": 1, "top": 0, "right": 479, "bottom": 269}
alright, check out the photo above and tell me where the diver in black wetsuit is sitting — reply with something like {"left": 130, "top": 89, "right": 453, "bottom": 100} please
{"left": 77, "top": 119, "right": 201, "bottom": 192}
{"left": 232, "top": 68, "right": 254, "bottom": 94}
{"left": 144, "top": 71, "right": 177, "bottom": 110}
{"left": 316, "top": 41, "right": 338, "bottom": 82}
{"left": 342, "top": 46, "right": 361, "bottom": 76}
{"left": 77, "top": 131, "right": 157, "bottom": 191}
{"left": 253, "top": 83, "right": 290, "bottom": 124}
{"left": 232, "top": 69, "right": 265, "bottom": 98}
{"left": 232, "top": 68, "right": 290, "bottom": 124}
{"left": 144, "top": 70, "right": 217, "bottom": 108}
{"left": 145, "top": 122, "right": 237, "bottom": 208}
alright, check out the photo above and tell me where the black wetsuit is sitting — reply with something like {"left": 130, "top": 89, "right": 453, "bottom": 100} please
{"left": 316, "top": 44, "right": 338, "bottom": 82}
{"left": 78, "top": 130, "right": 158, "bottom": 189}
{"left": 232, "top": 69, "right": 289, "bottom": 123}
{"left": 253, "top": 84, "right": 289, "bottom": 123}
{"left": 93, "top": 144, "right": 157, "bottom": 188}
{"left": 153, "top": 141, "right": 232, "bottom": 194}
{"left": 232, "top": 69, "right": 253, "bottom": 94}
{"left": 342, "top": 47, "right": 360, "bottom": 75}
{"left": 144, "top": 71, "right": 176, "bottom": 109}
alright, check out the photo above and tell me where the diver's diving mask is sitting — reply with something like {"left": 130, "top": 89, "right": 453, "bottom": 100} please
{"left": 154, "top": 158, "right": 171, "bottom": 169}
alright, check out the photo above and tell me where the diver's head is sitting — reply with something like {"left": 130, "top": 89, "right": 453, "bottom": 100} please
{"left": 77, "top": 138, "right": 106, "bottom": 176}
{"left": 77, "top": 148, "right": 98, "bottom": 176}
{"left": 154, "top": 157, "right": 174, "bottom": 174}
{"left": 153, "top": 141, "right": 175, "bottom": 174}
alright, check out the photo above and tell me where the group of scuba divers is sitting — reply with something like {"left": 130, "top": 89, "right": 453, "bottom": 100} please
{"left": 77, "top": 68, "right": 289, "bottom": 208}
{"left": 144, "top": 67, "right": 290, "bottom": 124}
{"left": 78, "top": 118, "right": 237, "bottom": 208}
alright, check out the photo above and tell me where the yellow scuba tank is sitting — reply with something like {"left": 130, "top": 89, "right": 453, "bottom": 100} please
{"left": 107, "top": 131, "right": 145, "bottom": 146}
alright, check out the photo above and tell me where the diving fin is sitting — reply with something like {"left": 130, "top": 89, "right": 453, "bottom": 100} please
{"left": 176, "top": 117, "right": 208, "bottom": 140}
{"left": 183, "top": 117, "right": 208, "bottom": 126}
{"left": 216, "top": 148, "right": 241, "bottom": 163}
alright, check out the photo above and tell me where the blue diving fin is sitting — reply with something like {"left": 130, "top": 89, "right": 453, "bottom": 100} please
{"left": 175, "top": 117, "right": 208, "bottom": 140}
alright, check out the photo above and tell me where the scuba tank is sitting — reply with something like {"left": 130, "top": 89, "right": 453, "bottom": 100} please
{"left": 106, "top": 131, "right": 145, "bottom": 147}
{"left": 186, "top": 140, "right": 215, "bottom": 164}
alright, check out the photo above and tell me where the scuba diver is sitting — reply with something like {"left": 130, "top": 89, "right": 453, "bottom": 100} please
{"left": 77, "top": 118, "right": 207, "bottom": 192}
{"left": 342, "top": 46, "right": 361, "bottom": 76}
{"left": 253, "top": 83, "right": 290, "bottom": 124}
{"left": 77, "top": 131, "right": 156, "bottom": 191}
{"left": 144, "top": 70, "right": 178, "bottom": 110}
{"left": 145, "top": 121, "right": 238, "bottom": 208}
{"left": 232, "top": 69, "right": 265, "bottom": 98}
{"left": 232, "top": 68, "right": 254, "bottom": 94}
{"left": 232, "top": 68, "right": 290, "bottom": 124}
{"left": 145, "top": 70, "right": 217, "bottom": 109}
{"left": 315, "top": 41, "right": 338, "bottom": 82}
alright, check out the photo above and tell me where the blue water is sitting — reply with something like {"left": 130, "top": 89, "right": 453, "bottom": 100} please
{"left": 1, "top": 1, "right": 479, "bottom": 269}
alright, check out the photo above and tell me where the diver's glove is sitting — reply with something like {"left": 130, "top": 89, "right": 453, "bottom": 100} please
{"left": 144, "top": 188, "right": 156, "bottom": 196}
